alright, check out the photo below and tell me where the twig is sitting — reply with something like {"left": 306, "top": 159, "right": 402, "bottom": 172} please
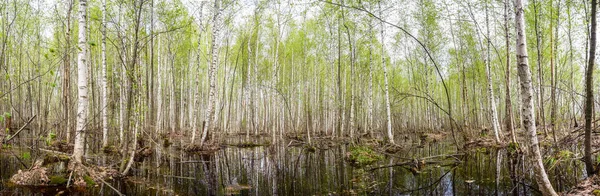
{"left": 66, "top": 171, "right": 73, "bottom": 188}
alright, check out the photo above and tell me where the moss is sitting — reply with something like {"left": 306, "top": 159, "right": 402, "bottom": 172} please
{"left": 83, "top": 175, "right": 96, "bottom": 186}
{"left": 593, "top": 189, "right": 600, "bottom": 196}
{"left": 58, "top": 155, "right": 70, "bottom": 161}
{"left": 347, "top": 146, "right": 382, "bottom": 167}
{"left": 49, "top": 175, "right": 67, "bottom": 185}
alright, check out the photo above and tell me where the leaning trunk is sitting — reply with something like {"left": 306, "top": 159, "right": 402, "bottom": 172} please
{"left": 514, "top": 0, "right": 558, "bottom": 195}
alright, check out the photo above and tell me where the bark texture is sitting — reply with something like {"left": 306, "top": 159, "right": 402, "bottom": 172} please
{"left": 73, "top": 0, "right": 88, "bottom": 164}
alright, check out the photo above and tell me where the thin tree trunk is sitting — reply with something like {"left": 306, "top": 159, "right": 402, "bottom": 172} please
{"left": 380, "top": 2, "right": 394, "bottom": 145}
{"left": 585, "top": 0, "right": 598, "bottom": 177}
{"left": 504, "top": 0, "right": 516, "bottom": 143}
{"left": 190, "top": 3, "right": 205, "bottom": 144}
{"left": 533, "top": 0, "right": 547, "bottom": 136}
{"left": 368, "top": 33, "right": 374, "bottom": 136}
{"left": 64, "top": 0, "right": 73, "bottom": 142}
{"left": 100, "top": 0, "right": 108, "bottom": 148}
{"left": 514, "top": 0, "right": 558, "bottom": 194}
{"left": 485, "top": 0, "right": 501, "bottom": 143}
{"left": 550, "top": 0, "right": 559, "bottom": 144}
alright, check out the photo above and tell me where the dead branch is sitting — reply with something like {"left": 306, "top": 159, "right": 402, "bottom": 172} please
{"left": 3, "top": 115, "right": 36, "bottom": 143}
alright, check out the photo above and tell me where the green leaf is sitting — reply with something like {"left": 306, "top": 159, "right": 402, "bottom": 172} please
{"left": 22, "top": 152, "right": 30, "bottom": 160}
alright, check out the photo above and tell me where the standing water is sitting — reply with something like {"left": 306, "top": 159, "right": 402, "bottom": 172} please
{"left": 0, "top": 135, "right": 586, "bottom": 195}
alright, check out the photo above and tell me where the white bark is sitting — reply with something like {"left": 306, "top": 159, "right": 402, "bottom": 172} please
{"left": 368, "top": 38, "right": 374, "bottom": 136}
{"left": 514, "top": 0, "right": 557, "bottom": 195}
{"left": 485, "top": 1, "right": 502, "bottom": 143}
{"left": 100, "top": 0, "right": 108, "bottom": 148}
{"left": 191, "top": 7, "right": 204, "bottom": 143}
{"left": 200, "top": 0, "right": 220, "bottom": 146}
{"left": 156, "top": 35, "right": 162, "bottom": 133}
{"left": 73, "top": 0, "right": 88, "bottom": 163}
{"left": 380, "top": 2, "right": 394, "bottom": 145}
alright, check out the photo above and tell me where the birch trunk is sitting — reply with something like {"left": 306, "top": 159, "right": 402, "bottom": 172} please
{"left": 156, "top": 35, "right": 162, "bottom": 133}
{"left": 191, "top": 3, "right": 204, "bottom": 144}
{"left": 485, "top": 0, "right": 501, "bottom": 143}
{"left": 368, "top": 38, "right": 374, "bottom": 136}
{"left": 73, "top": 0, "right": 88, "bottom": 164}
{"left": 504, "top": 0, "right": 516, "bottom": 143}
{"left": 200, "top": 0, "right": 220, "bottom": 146}
{"left": 514, "top": 0, "right": 558, "bottom": 194}
{"left": 380, "top": 2, "right": 394, "bottom": 145}
{"left": 100, "top": 0, "right": 108, "bottom": 148}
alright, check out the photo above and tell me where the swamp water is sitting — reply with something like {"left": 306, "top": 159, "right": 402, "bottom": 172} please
{"left": 0, "top": 135, "right": 587, "bottom": 195}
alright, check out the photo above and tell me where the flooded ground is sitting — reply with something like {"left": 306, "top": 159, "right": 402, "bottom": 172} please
{"left": 0, "top": 135, "right": 587, "bottom": 195}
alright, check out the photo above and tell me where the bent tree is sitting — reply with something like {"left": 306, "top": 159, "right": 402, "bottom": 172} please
{"left": 514, "top": 0, "right": 557, "bottom": 195}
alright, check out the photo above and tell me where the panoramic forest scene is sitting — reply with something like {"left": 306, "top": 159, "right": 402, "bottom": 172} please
{"left": 5, "top": 0, "right": 600, "bottom": 195}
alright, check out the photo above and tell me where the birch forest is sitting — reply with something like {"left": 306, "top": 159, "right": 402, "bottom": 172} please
{"left": 0, "top": 0, "right": 600, "bottom": 195}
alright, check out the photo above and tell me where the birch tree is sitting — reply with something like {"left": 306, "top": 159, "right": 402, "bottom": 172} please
{"left": 379, "top": 1, "right": 394, "bottom": 145}
{"left": 514, "top": 0, "right": 557, "bottom": 194}
{"left": 100, "top": 0, "right": 108, "bottom": 148}
{"left": 485, "top": 0, "right": 501, "bottom": 143}
{"left": 200, "top": 0, "right": 220, "bottom": 147}
{"left": 73, "top": 0, "right": 88, "bottom": 164}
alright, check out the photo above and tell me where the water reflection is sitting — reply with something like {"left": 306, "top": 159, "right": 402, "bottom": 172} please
{"left": 0, "top": 136, "right": 586, "bottom": 195}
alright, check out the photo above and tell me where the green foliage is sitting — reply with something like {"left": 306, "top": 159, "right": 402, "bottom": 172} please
{"left": 21, "top": 152, "right": 30, "bottom": 160}
{"left": 347, "top": 146, "right": 382, "bottom": 167}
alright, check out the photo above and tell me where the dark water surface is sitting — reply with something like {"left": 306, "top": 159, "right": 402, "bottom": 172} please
{"left": 0, "top": 136, "right": 587, "bottom": 195}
